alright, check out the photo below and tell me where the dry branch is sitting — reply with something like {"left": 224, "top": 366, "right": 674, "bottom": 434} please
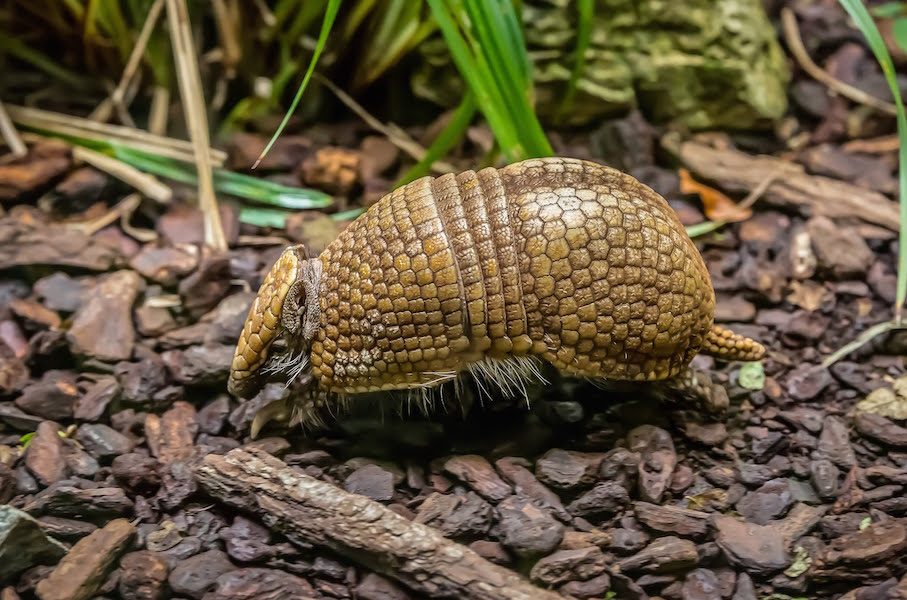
{"left": 666, "top": 135, "right": 901, "bottom": 231}
{"left": 166, "top": 0, "right": 227, "bottom": 251}
{"left": 195, "top": 448, "right": 566, "bottom": 600}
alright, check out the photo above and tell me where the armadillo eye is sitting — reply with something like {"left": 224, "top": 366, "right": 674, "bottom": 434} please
{"left": 271, "top": 338, "right": 288, "bottom": 353}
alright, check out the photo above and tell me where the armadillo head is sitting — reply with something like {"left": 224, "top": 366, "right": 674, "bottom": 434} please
{"left": 228, "top": 245, "right": 322, "bottom": 399}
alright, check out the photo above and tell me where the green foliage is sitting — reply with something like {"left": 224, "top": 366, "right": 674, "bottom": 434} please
{"left": 256, "top": 0, "right": 342, "bottom": 168}
{"left": 426, "top": 0, "right": 552, "bottom": 161}
{"left": 839, "top": 0, "right": 907, "bottom": 321}
{"left": 396, "top": 92, "right": 478, "bottom": 186}
{"left": 555, "top": 0, "right": 593, "bottom": 120}
{"left": 738, "top": 362, "right": 766, "bottom": 391}
{"left": 871, "top": 2, "right": 907, "bottom": 52}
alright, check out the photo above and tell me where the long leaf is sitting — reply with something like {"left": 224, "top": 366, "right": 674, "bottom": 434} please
{"left": 839, "top": 0, "right": 907, "bottom": 321}
{"left": 396, "top": 91, "right": 477, "bottom": 186}
{"left": 254, "top": 0, "right": 341, "bottom": 168}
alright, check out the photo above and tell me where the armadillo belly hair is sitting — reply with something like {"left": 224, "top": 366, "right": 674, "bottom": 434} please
{"left": 281, "top": 355, "right": 550, "bottom": 430}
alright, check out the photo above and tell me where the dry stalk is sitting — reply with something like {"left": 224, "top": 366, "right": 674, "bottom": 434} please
{"left": 166, "top": 0, "right": 227, "bottom": 251}
{"left": 781, "top": 8, "right": 897, "bottom": 116}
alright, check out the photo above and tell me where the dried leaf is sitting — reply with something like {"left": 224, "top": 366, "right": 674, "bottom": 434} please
{"left": 786, "top": 281, "right": 828, "bottom": 312}
{"left": 856, "top": 382, "right": 907, "bottom": 420}
{"left": 679, "top": 168, "right": 752, "bottom": 223}
{"left": 783, "top": 546, "right": 811, "bottom": 578}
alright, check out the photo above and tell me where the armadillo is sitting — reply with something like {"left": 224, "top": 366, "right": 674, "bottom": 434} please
{"left": 228, "top": 157, "right": 764, "bottom": 425}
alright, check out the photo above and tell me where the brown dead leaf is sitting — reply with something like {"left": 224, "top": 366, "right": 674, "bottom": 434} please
{"left": 786, "top": 281, "right": 828, "bottom": 312}
{"left": 679, "top": 168, "right": 752, "bottom": 223}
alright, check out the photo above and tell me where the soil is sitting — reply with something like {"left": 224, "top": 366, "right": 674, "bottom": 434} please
{"left": 2, "top": 3, "right": 907, "bottom": 600}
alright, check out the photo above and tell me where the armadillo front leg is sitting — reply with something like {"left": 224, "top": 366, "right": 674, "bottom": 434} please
{"left": 657, "top": 366, "right": 730, "bottom": 417}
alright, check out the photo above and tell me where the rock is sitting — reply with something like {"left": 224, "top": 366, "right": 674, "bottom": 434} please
{"left": 16, "top": 376, "right": 80, "bottom": 420}
{"left": 627, "top": 425, "right": 676, "bottom": 502}
{"left": 145, "top": 401, "right": 198, "bottom": 466}
{"left": 201, "top": 293, "right": 256, "bottom": 346}
{"left": 634, "top": 502, "right": 711, "bottom": 539}
{"left": 24, "top": 484, "right": 134, "bottom": 520}
{"left": 0, "top": 220, "right": 120, "bottom": 272}
{"left": 443, "top": 455, "right": 512, "bottom": 502}
{"left": 599, "top": 447, "right": 640, "bottom": 490}
{"left": 414, "top": 0, "right": 788, "bottom": 129}
{"left": 73, "top": 376, "right": 120, "bottom": 421}
{"left": 197, "top": 396, "right": 231, "bottom": 435}
{"left": 806, "top": 216, "right": 874, "bottom": 279}
{"left": 566, "top": 481, "right": 630, "bottom": 521}
{"left": 609, "top": 527, "right": 650, "bottom": 555}
{"left": 0, "top": 150, "right": 70, "bottom": 200}
{"left": 168, "top": 549, "right": 236, "bottom": 599}
{"left": 129, "top": 245, "right": 199, "bottom": 286}
{"left": 118, "top": 551, "right": 169, "bottom": 600}
{"left": 736, "top": 478, "right": 793, "bottom": 525}
{"left": 355, "top": 573, "right": 412, "bottom": 600}
{"left": 817, "top": 416, "right": 857, "bottom": 468}
{"left": 25, "top": 421, "right": 66, "bottom": 486}
{"left": 535, "top": 449, "right": 603, "bottom": 491}
{"left": 529, "top": 546, "right": 608, "bottom": 586}
{"left": 617, "top": 536, "right": 699, "bottom": 574}
{"left": 34, "top": 272, "right": 89, "bottom": 313}
{"left": 682, "top": 568, "right": 722, "bottom": 600}
{"left": 468, "top": 540, "right": 510, "bottom": 565}
{"left": 414, "top": 492, "right": 492, "bottom": 537}
{"left": 221, "top": 517, "right": 275, "bottom": 563}
{"left": 117, "top": 357, "right": 168, "bottom": 404}
{"left": 495, "top": 457, "right": 569, "bottom": 521}
{"left": 35, "top": 518, "right": 135, "bottom": 600}
{"left": 344, "top": 464, "right": 395, "bottom": 502}
{"left": 854, "top": 413, "right": 907, "bottom": 448}
{"left": 496, "top": 495, "right": 564, "bottom": 558}
{"left": 163, "top": 344, "right": 233, "bottom": 386}
{"left": 178, "top": 252, "right": 233, "bottom": 315}
{"left": 713, "top": 515, "right": 788, "bottom": 574}
{"left": 785, "top": 365, "right": 833, "bottom": 401}
{"left": 75, "top": 424, "right": 134, "bottom": 459}
{"left": 810, "top": 459, "right": 839, "bottom": 499}
{"left": 67, "top": 271, "right": 141, "bottom": 361}
{"left": 732, "top": 572, "right": 757, "bottom": 600}
{"left": 559, "top": 573, "right": 611, "bottom": 599}
{"left": 201, "top": 568, "right": 315, "bottom": 600}
{"left": 111, "top": 453, "right": 161, "bottom": 493}
{"left": 811, "top": 522, "right": 907, "bottom": 582}
{"left": 0, "top": 506, "right": 67, "bottom": 581}
{"left": 35, "top": 517, "right": 97, "bottom": 542}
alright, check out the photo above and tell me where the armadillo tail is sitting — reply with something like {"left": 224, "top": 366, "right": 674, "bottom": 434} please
{"left": 701, "top": 324, "right": 765, "bottom": 362}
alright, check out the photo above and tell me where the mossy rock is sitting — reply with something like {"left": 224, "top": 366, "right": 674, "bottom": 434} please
{"left": 412, "top": 0, "right": 789, "bottom": 129}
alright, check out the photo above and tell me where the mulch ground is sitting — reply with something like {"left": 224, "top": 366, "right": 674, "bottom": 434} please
{"left": 3, "top": 3, "right": 907, "bottom": 600}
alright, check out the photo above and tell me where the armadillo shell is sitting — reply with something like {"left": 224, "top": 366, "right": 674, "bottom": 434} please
{"left": 310, "top": 157, "right": 715, "bottom": 394}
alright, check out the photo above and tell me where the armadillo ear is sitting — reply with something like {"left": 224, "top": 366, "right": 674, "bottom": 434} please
{"left": 281, "top": 279, "right": 305, "bottom": 335}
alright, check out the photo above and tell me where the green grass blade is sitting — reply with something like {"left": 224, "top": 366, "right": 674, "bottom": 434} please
{"left": 427, "top": 0, "right": 552, "bottom": 161}
{"left": 112, "top": 145, "right": 333, "bottom": 209}
{"left": 839, "top": 0, "right": 907, "bottom": 321}
{"left": 396, "top": 91, "right": 477, "bottom": 186}
{"left": 254, "top": 0, "right": 341, "bottom": 169}
{"left": 239, "top": 206, "right": 290, "bottom": 228}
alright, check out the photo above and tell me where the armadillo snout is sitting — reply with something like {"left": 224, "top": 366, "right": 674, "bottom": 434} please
{"left": 228, "top": 245, "right": 306, "bottom": 399}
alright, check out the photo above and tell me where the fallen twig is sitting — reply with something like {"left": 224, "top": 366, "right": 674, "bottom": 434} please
{"left": 90, "top": 0, "right": 166, "bottom": 125}
{"left": 665, "top": 134, "right": 901, "bottom": 231}
{"left": 781, "top": 7, "right": 897, "bottom": 116}
{"left": 166, "top": 0, "right": 227, "bottom": 251}
{"left": 821, "top": 320, "right": 907, "bottom": 367}
{"left": 72, "top": 146, "right": 172, "bottom": 203}
{"left": 195, "top": 448, "right": 566, "bottom": 600}
{"left": 317, "top": 74, "right": 457, "bottom": 175}
{"left": 0, "top": 100, "right": 27, "bottom": 158}
{"left": 7, "top": 104, "right": 226, "bottom": 165}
